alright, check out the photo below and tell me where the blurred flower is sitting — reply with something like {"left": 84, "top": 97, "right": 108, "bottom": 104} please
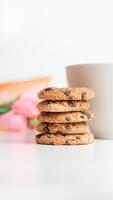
{"left": 21, "top": 85, "right": 44, "bottom": 102}
{"left": 12, "top": 98, "right": 38, "bottom": 118}
{"left": 0, "top": 110, "right": 27, "bottom": 131}
{"left": 0, "top": 91, "right": 13, "bottom": 101}
{"left": 0, "top": 85, "right": 45, "bottom": 131}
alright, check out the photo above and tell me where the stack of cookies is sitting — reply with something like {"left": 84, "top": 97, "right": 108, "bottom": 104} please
{"left": 36, "top": 87, "right": 95, "bottom": 145}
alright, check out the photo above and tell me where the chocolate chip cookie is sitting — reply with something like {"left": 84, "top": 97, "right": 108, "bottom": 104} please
{"left": 37, "top": 122, "right": 90, "bottom": 134}
{"left": 38, "top": 100, "right": 90, "bottom": 112}
{"left": 35, "top": 132, "right": 94, "bottom": 145}
{"left": 38, "top": 87, "right": 95, "bottom": 100}
{"left": 38, "top": 111, "right": 94, "bottom": 123}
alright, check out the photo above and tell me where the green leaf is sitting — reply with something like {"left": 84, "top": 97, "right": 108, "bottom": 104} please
{"left": 0, "top": 107, "right": 12, "bottom": 115}
{"left": 28, "top": 118, "right": 39, "bottom": 127}
{"left": 0, "top": 96, "right": 20, "bottom": 106}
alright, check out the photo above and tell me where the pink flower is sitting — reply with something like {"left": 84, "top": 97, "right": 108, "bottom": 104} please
{"left": 0, "top": 91, "right": 13, "bottom": 101}
{"left": 12, "top": 99, "right": 38, "bottom": 118}
{"left": 21, "top": 85, "right": 44, "bottom": 102}
{"left": 0, "top": 110, "right": 27, "bottom": 131}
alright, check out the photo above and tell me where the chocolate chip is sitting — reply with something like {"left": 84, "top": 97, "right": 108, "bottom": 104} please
{"left": 37, "top": 133, "right": 45, "bottom": 138}
{"left": 47, "top": 134, "right": 51, "bottom": 139}
{"left": 68, "top": 101, "right": 75, "bottom": 107}
{"left": 44, "top": 87, "right": 53, "bottom": 91}
{"left": 81, "top": 92, "right": 86, "bottom": 100}
{"left": 64, "top": 90, "right": 70, "bottom": 96}
{"left": 44, "top": 112, "right": 49, "bottom": 116}
{"left": 65, "top": 117, "right": 71, "bottom": 121}
{"left": 43, "top": 127, "right": 50, "bottom": 133}
{"left": 56, "top": 130, "right": 61, "bottom": 134}
{"left": 80, "top": 115, "right": 85, "bottom": 119}
{"left": 65, "top": 124, "right": 70, "bottom": 130}
{"left": 76, "top": 135, "right": 80, "bottom": 139}
{"left": 82, "top": 112, "right": 90, "bottom": 119}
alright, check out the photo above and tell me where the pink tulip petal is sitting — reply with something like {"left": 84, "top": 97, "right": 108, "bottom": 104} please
{"left": 0, "top": 111, "right": 27, "bottom": 131}
{"left": 0, "top": 91, "right": 13, "bottom": 101}
{"left": 21, "top": 85, "right": 45, "bottom": 102}
{"left": 12, "top": 99, "right": 38, "bottom": 118}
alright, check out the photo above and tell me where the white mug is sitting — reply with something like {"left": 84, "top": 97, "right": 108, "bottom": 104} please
{"left": 66, "top": 64, "right": 113, "bottom": 139}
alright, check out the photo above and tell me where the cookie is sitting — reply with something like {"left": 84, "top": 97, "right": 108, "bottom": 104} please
{"left": 35, "top": 132, "right": 94, "bottom": 145}
{"left": 38, "top": 111, "right": 94, "bottom": 123}
{"left": 37, "top": 122, "right": 90, "bottom": 134}
{"left": 38, "top": 100, "right": 90, "bottom": 112}
{"left": 38, "top": 87, "right": 95, "bottom": 100}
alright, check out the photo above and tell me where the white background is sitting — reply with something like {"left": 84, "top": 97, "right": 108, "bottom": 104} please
{"left": 1, "top": 0, "right": 113, "bottom": 85}
{"left": 1, "top": 137, "right": 113, "bottom": 200}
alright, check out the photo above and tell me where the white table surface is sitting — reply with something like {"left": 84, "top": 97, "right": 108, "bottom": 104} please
{"left": 0, "top": 131, "right": 113, "bottom": 200}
